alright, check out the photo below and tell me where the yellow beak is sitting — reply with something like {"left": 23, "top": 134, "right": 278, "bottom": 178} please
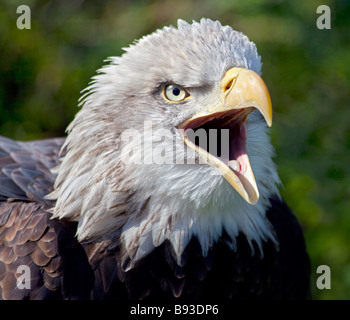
{"left": 178, "top": 67, "right": 273, "bottom": 204}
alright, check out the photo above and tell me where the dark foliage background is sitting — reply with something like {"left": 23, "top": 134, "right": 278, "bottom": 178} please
{"left": 1, "top": 0, "right": 349, "bottom": 299}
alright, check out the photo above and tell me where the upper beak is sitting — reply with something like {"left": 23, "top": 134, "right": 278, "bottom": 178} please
{"left": 221, "top": 68, "right": 272, "bottom": 127}
{"left": 178, "top": 67, "right": 273, "bottom": 204}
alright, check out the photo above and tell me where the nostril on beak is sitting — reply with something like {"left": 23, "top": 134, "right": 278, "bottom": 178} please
{"left": 221, "top": 69, "right": 240, "bottom": 93}
{"left": 225, "top": 79, "right": 234, "bottom": 92}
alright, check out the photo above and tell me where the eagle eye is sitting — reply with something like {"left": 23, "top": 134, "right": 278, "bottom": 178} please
{"left": 163, "top": 84, "right": 190, "bottom": 102}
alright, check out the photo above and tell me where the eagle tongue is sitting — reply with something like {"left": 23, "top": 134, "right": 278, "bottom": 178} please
{"left": 228, "top": 159, "right": 241, "bottom": 172}
{"left": 227, "top": 123, "right": 247, "bottom": 173}
{"left": 226, "top": 123, "right": 259, "bottom": 203}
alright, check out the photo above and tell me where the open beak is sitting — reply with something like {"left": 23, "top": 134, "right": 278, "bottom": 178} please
{"left": 178, "top": 67, "right": 272, "bottom": 204}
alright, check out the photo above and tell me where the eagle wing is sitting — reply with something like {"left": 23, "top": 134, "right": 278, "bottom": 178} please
{"left": 0, "top": 137, "right": 94, "bottom": 299}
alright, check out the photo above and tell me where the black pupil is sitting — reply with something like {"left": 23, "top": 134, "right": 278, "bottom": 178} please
{"left": 173, "top": 87, "right": 181, "bottom": 96}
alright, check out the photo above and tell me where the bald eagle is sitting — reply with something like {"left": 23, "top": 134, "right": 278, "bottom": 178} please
{"left": 0, "top": 18, "right": 310, "bottom": 300}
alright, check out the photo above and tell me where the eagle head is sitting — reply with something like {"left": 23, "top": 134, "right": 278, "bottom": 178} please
{"left": 48, "top": 18, "right": 281, "bottom": 269}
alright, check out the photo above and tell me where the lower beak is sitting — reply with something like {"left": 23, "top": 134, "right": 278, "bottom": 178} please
{"left": 178, "top": 67, "right": 273, "bottom": 204}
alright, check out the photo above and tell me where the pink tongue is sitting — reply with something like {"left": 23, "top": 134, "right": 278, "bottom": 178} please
{"left": 227, "top": 124, "right": 247, "bottom": 174}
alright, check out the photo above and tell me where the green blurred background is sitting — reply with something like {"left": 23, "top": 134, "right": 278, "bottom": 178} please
{"left": 1, "top": 0, "right": 349, "bottom": 299}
